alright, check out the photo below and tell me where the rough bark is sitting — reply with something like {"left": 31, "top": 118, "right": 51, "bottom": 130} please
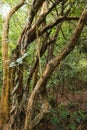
{"left": 24, "top": 1, "right": 50, "bottom": 130}
{"left": 0, "top": 0, "right": 25, "bottom": 128}
{"left": 24, "top": 4, "right": 87, "bottom": 130}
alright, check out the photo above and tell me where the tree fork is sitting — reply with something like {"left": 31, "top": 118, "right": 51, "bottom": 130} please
{"left": 24, "top": 4, "right": 87, "bottom": 130}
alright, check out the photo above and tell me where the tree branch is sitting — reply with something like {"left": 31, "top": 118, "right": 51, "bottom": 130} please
{"left": 24, "top": 4, "right": 87, "bottom": 130}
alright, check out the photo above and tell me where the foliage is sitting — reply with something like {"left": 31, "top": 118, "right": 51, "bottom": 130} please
{"left": 0, "top": 0, "right": 87, "bottom": 130}
{"left": 45, "top": 104, "right": 87, "bottom": 130}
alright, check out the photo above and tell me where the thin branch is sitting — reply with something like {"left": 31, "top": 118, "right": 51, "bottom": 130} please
{"left": 61, "top": 27, "right": 67, "bottom": 40}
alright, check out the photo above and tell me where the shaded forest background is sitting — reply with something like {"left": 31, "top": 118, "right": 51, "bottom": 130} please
{"left": 0, "top": 0, "right": 87, "bottom": 130}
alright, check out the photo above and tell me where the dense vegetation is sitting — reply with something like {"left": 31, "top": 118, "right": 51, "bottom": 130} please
{"left": 0, "top": 0, "right": 87, "bottom": 130}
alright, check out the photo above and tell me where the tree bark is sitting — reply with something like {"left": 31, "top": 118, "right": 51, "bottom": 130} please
{"left": 24, "top": 4, "right": 87, "bottom": 130}
{"left": 0, "top": 0, "right": 25, "bottom": 128}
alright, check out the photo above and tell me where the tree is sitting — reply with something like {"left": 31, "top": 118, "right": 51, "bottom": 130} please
{"left": 0, "top": 0, "right": 87, "bottom": 130}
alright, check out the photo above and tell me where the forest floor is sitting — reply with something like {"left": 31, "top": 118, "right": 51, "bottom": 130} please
{"left": 57, "top": 88, "right": 87, "bottom": 111}
{"left": 38, "top": 80, "right": 87, "bottom": 130}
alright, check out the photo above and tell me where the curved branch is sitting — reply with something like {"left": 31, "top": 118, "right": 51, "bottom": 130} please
{"left": 24, "top": 16, "right": 83, "bottom": 49}
{"left": 24, "top": 4, "right": 87, "bottom": 130}
{"left": 3, "top": 0, "right": 25, "bottom": 40}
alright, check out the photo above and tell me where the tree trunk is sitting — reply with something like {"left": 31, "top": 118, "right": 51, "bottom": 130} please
{"left": 0, "top": 18, "right": 10, "bottom": 126}
{"left": 0, "top": 0, "right": 25, "bottom": 128}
